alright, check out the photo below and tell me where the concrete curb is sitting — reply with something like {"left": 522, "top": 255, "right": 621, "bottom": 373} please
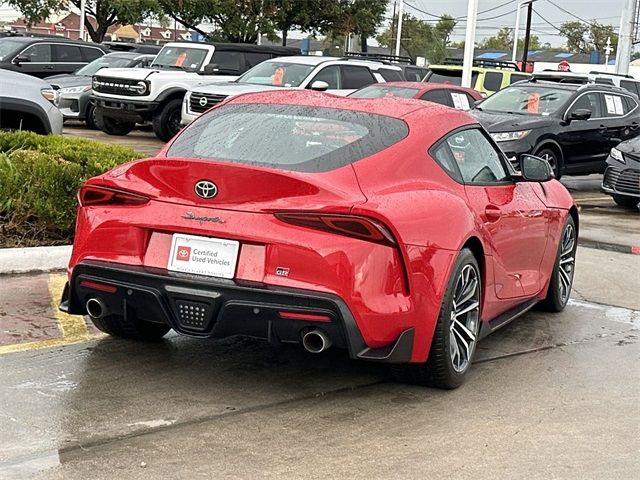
{"left": 578, "top": 239, "right": 640, "bottom": 255}
{"left": 0, "top": 245, "right": 71, "bottom": 275}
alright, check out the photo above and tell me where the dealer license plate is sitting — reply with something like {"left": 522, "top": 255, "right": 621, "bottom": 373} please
{"left": 167, "top": 233, "right": 239, "bottom": 279}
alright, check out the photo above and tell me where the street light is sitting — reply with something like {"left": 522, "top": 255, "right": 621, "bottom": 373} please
{"left": 512, "top": 0, "right": 538, "bottom": 64}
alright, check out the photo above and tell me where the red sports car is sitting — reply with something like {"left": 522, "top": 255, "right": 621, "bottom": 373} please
{"left": 349, "top": 81, "right": 482, "bottom": 110}
{"left": 60, "top": 91, "right": 578, "bottom": 389}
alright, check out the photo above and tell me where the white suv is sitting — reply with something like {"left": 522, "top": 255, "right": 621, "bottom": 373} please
{"left": 91, "top": 42, "right": 298, "bottom": 141}
{"left": 532, "top": 70, "right": 640, "bottom": 96}
{"left": 182, "top": 56, "right": 404, "bottom": 125}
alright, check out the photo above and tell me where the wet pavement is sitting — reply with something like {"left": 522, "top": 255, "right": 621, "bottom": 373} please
{"left": 0, "top": 127, "right": 638, "bottom": 478}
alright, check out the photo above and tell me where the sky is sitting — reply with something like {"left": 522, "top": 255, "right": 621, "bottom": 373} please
{"left": 399, "top": 0, "right": 628, "bottom": 48}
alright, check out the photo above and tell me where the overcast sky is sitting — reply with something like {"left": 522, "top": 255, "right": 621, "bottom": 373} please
{"left": 400, "top": 0, "right": 627, "bottom": 48}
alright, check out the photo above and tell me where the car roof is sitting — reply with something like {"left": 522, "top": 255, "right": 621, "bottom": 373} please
{"left": 103, "top": 51, "right": 143, "bottom": 60}
{"left": 428, "top": 64, "right": 529, "bottom": 74}
{"left": 522, "top": 78, "right": 633, "bottom": 94}
{"left": 0, "top": 36, "right": 102, "bottom": 45}
{"left": 261, "top": 55, "right": 401, "bottom": 70}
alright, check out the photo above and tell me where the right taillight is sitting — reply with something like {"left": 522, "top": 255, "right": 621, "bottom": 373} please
{"left": 78, "top": 185, "right": 149, "bottom": 207}
{"left": 274, "top": 212, "right": 397, "bottom": 247}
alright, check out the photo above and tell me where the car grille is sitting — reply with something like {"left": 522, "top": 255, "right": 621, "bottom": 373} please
{"left": 603, "top": 166, "right": 640, "bottom": 195}
{"left": 93, "top": 76, "right": 143, "bottom": 96}
{"left": 189, "top": 92, "right": 228, "bottom": 114}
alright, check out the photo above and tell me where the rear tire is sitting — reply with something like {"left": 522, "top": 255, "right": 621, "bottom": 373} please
{"left": 94, "top": 108, "right": 135, "bottom": 136}
{"left": 612, "top": 194, "right": 639, "bottom": 208}
{"left": 89, "top": 314, "right": 170, "bottom": 341}
{"left": 539, "top": 215, "right": 577, "bottom": 312}
{"left": 391, "top": 248, "right": 481, "bottom": 389}
{"left": 152, "top": 98, "right": 183, "bottom": 141}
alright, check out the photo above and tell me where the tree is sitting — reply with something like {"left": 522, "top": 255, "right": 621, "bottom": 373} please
{"left": 558, "top": 20, "right": 618, "bottom": 54}
{"left": 324, "top": 0, "right": 388, "bottom": 52}
{"left": 7, "top": 0, "right": 156, "bottom": 42}
{"left": 377, "top": 13, "right": 456, "bottom": 64}
{"left": 270, "top": 0, "right": 330, "bottom": 46}
{"left": 478, "top": 27, "right": 541, "bottom": 51}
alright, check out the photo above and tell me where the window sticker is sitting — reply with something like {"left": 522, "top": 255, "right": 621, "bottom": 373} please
{"left": 451, "top": 92, "right": 470, "bottom": 110}
{"left": 613, "top": 95, "right": 624, "bottom": 115}
{"left": 605, "top": 94, "right": 616, "bottom": 114}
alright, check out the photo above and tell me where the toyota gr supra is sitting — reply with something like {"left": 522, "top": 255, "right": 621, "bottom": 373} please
{"left": 60, "top": 90, "right": 578, "bottom": 389}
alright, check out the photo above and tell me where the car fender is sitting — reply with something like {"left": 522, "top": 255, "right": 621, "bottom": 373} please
{"left": 155, "top": 87, "right": 187, "bottom": 104}
{"left": 532, "top": 136, "right": 564, "bottom": 162}
{"left": 0, "top": 96, "right": 52, "bottom": 133}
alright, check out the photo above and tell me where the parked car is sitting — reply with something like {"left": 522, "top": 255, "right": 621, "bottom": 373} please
{"left": 48, "top": 52, "right": 155, "bottom": 129}
{"left": 0, "top": 36, "right": 108, "bottom": 78}
{"left": 472, "top": 80, "right": 640, "bottom": 178}
{"left": 91, "top": 42, "right": 299, "bottom": 141}
{"left": 424, "top": 59, "right": 531, "bottom": 97}
{"left": 349, "top": 81, "right": 482, "bottom": 109}
{"left": 0, "top": 69, "right": 63, "bottom": 134}
{"left": 101, "top": 41, "right": 162, "bottom": 55}
{"left": 342, "top": 51, "right": 429, "bottom": 81}
{"left": 60, "top": 90, "right": 578, "bottom": 390}
{"left": 182, "top": 56, "right": 403, "bottom": 125}
{"left": 602, "top": 140, "right": 640, "bottom": 208}
{"left": 532, "top": 70, "right": 640, "bottom": 97}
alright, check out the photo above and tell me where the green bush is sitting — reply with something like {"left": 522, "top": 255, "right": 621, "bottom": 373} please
{"left": 0, "top": 132, "right": 142, "bottom": 247}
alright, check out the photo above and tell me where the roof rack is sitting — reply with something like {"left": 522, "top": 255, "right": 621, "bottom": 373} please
{"left": 443, "top": 57, "right": 520, "bottom": 71}
{"left": 588, "top": 70, "right": 635, "bottom": 79}
{"left": 343, "top": 51, "right": 414, "bottom": 65}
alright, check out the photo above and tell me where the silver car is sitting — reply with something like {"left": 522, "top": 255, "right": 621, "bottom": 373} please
{"left": 0, "top": 69, "right": 63, "bottom": 134}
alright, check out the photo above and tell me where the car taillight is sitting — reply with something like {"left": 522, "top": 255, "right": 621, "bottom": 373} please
{"left": 274, "top": 212, "right": 397, "bottom": 247}
{"left": 78, "top": 186, "right": 149, "bottom": 207}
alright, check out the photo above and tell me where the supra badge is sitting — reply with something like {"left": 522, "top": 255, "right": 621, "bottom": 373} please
{"left": 194, "top": 180, "right": 218, "bottom": 199}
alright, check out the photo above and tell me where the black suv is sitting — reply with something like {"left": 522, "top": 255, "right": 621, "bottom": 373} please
{"left": 472, "top": 79, "right": 640, "bottom": 178}
{"left": 0, "top": 37, "right": 108, "bottom": 78}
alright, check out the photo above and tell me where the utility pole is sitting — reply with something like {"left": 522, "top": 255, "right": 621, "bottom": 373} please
{"left": 395, "top": 0, "right": 404, "bottom": 57}
{"left": 521, "top": 0, "right": 535, "bottom": 70}
{"left": 78, "top": 0, "right": 86, "bottom": 41}
{"left": 390, "top": 0, "right": 397, "bottom": 55}
{"left": 461, "top": 0, "right": 479, "bottom": 88}
{"left": 512, "top": 5, "right": 522, "bottom": 62}
{"left": 616, "top": 0, "right": 637, "bottom": 75}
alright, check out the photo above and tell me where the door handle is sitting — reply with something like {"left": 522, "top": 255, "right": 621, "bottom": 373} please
{"left": 43, "top": 65, "right": 54, "bottom": 70}
{"left": 598, "top": 125, "right": 608, "bottom": 134}
{"left": 631, "top": 122, "right": 639, "bottom": 131}
{"left": 484, "top": 205, "right": 502, "bottom": 223}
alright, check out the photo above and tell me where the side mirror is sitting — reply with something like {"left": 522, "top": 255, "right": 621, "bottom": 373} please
{"left": 519, "top": 154, "right": 554, "bottom": 182}
{"left": 567, "top": 108, "right": 591, "bottom": 122}
{"left": 202, "top": 63, "right": 219, "bottom": 75}
{"left": 13, "top": 55, "right": 30, "bottom": 65}
{"left": 473, "top": 99, "right": 484, "bottom": 107}
{"left": 310, "top": 80, "right": 329, "bottom": 91}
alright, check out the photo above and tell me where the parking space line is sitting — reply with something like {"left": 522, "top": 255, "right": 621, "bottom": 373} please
{"left": 0, "top": 274, "right": 98, "bottom": 355}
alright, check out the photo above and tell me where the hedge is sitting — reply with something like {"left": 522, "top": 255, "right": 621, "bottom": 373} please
{"left": 0, "top": 132, "right": 142, "bottom": 248}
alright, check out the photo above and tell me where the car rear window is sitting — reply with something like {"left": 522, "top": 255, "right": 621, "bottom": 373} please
{"left": 168, "top": 104, "right": 409, "bottom": 173}
{"left": 350, "top": 85, "right": 419, "bottom": 98}
{"left": 378, "top": 68, "right": 404, "bottom": 82}
{"left": 426, "top": 69, "right": 479, "bottom": 87}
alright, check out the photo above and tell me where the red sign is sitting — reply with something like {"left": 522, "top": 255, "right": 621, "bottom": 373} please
{"left": 175, "top": 246, "right": 191, "bottom": 261}
{"left": 558, "top": 60, "right": 571, "bottom": 72}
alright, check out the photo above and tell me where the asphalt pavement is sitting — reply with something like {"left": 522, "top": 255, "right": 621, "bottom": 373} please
{"left": 0, "top": 126, "right": 638, "bottom": 479}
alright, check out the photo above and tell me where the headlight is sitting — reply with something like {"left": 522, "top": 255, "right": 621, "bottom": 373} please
{"left": 132, "top": 81, "right": 148, "bottom": 95}
{"left": 610, "top": 147, "right": 625, "bottom": 164}
{"left": 490, "top": 130, "right": 531, "bottom": 142}
{"left": 59, "top": 85, "right": 92, "bottom": 94}
{"left": 41, "top": 88, "right": 57, "bottom": 103}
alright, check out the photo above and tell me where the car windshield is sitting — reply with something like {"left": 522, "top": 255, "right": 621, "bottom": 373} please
{"left": 151, "top": 46, "right": 207, "bottom": 71}
{"left": 350, "top": 85, "right": 419, "bottom": 99}
{"left": 0, "top": 39, "right": 23, "bottom": 61}
{"left": 168, "top": 104, "right": 408, "bottom": 173}
{"left": 237, "top": 62, "right": 316, "bottom": 87}
{"left": 427, "top": 69, "right": 478, "bottom": 87}
{"left": 479, "top": 85, "right": 574, "bottom": 115}
{"left": 75, "top": 56, "right": 137, "bottom": 76}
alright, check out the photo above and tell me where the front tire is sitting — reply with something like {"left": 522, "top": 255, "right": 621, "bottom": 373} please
{"left": 535, "top": 147, "right": 562, "bottom": 179}
{"left": 90, "top": 314, "right": 170, "bottom": 341}
{"left": 612, "top": 194, "right": 639, "bottom": 208}
{"left": 391, "top": 248, "right": 481, "bottom": 389}
{"left": 84, "top": 104, "right": 98, "bottom": 130}
{"left": 152, "top": 98, "right": 183, "bottom": 142}
{"left": 94, "top": 108, "right": 135, "bottom": 136}
{"left": 539, "top": 215, "right": 577, "bottom": 312}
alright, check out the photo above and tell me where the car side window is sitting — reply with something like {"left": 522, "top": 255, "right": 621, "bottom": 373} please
{"left": 445, "top": 129, "right": 510, "bottom": 184}
{"left": 310, "top": 65, "right": 341, "bottom": 89}
{"left": 620, "top": 80, "right": 640, "bottom": 96}
{"left": 378, "top": 68, "right": 404, "bottom": 82}
{"left": 483, "top": 72, "right": 502, "bottom": 92}
{"left": 341, "top": 65, "right": 376, "bottom": 89}
{"left": 430, "top": 142, "right": 462, "bottom": 181}
{"left": 509, "top": 73, "right": 530, "bottom": 85}
{"left": 568, "top": 92, "right": 602, "bottom": 118}
{"left": 622, "top": 95, "right": 638, "bottom": 113}
{"left": 601, "top": 93, "right": 630, "bottom": 117}
{"left": 211, "top": 51, "right": 243, "bottom": 73}
{"left": 20, "top": 43, "right": 51, "bottom": 62}
{"left": 245, "top": 52, "right": 271, "bottom": 68}
{"left": 421, "top": 89, "right": 454, "bottom": 107}
{"left": 81, "top": 47, "right": 103, "bottom": 62}
{"left": 404, "top": 67, "right": 424, "bottom": 82}
{"left": 53, "top": 44, "right": 83, "bottom": 63}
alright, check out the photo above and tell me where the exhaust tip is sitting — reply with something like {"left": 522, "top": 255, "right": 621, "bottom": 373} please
{"left": 86, "top": 297, "right": 106, "bottom": 319}
{"left": 302, "top": 329, "right": 332, "bottom": 354}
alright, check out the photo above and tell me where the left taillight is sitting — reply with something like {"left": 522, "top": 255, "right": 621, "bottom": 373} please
{"left": 274, "top": 212, "right": 397, "bottom": 247}
{"left": 78, "top": 186, "right": 149, "bottom": 207}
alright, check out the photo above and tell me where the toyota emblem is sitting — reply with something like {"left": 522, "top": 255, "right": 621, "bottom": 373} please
{"left": 194, "top": 180, "right": 218, "bottom": 199}
{"left": 198, "top": 96, "right": 208, "bottom": 107}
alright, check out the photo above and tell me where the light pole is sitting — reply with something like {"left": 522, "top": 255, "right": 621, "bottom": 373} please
{"left": 78, "top": 0, "right": 86, "bottom": 41}
{"left": 395, "top": 0, "right": 404, "bottom": 57}
{"left": 512, "top": 0, "right": 537, "bottom": 64}
{"left": 461, "top": 0, "right": 479, "bottom": 88}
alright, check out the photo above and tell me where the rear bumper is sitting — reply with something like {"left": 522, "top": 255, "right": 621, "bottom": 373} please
{"left": 60, "top": 260, "right": 414, "bottom": 363}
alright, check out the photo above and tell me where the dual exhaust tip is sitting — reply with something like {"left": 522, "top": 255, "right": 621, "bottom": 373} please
{"left": 301, "top": 329, "right": 332, "bottom": 354}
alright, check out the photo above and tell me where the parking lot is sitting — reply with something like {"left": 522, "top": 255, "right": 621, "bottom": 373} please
{"left": 0, "top": 125, "right": 638, "bottom": 479}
